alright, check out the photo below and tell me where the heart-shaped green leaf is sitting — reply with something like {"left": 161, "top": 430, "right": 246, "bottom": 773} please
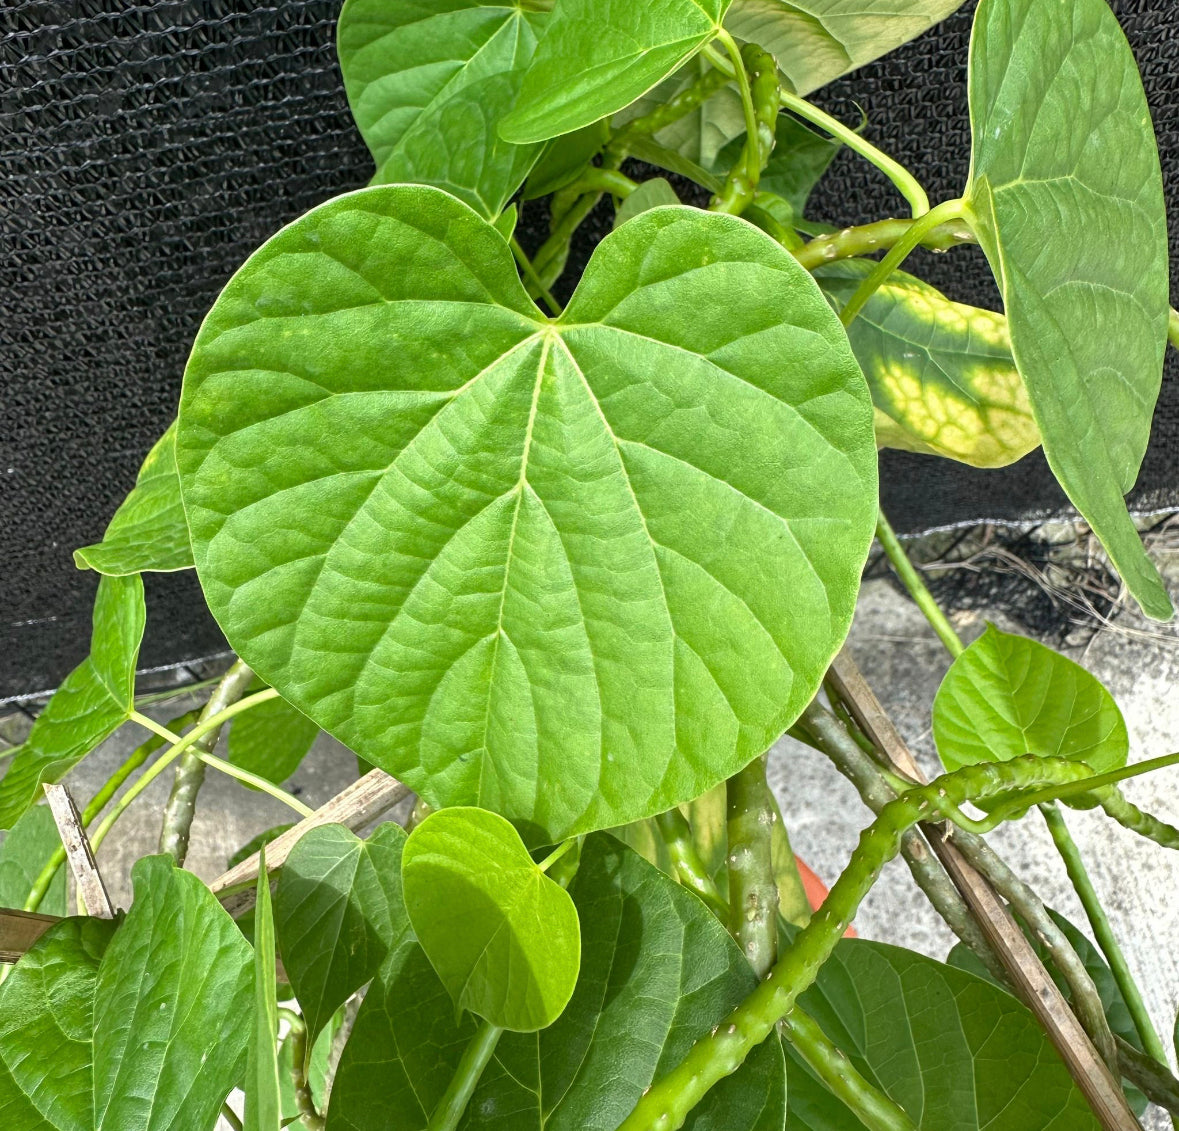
{"left": 0, "top": 858, "right": 253, "bottom": 1131}
{"left": 275, "top": 823, "right": 408, "bottom": 1043}
{"left": 933, "top": 625, "right": 1127, "bottom": 777}
{"left": 328, "top": 833, "right": 786, "bottom": 1131}
{"left": 501, "top": 0, "right": 732, "bottom": 143}
{"left": 785, "top": 936, "right": 1098, "bottom": 1129}
{"left": 337, "top": 0, "right": 547, "bottom": 218}
{"left": 229, "top": 684, "right": 319, "bottom": 787}
{"left": 74, "top": 422, "right": 193, "bottom": 576}
{"left": 177, "top": 186, "right": 877, "bottom": 842}
{"left": 966, "top": 0, "right": 1171, "bottom": 619}
{"left": 401, "top": 807, "right": 579, "bottom": 1032}
{"left": 0, "top": 804, "right": 66, "bottom": 916}
{"left": 245, "top": 849, "right": 282, "bottom": 1131}
{"left": 0, "top": 574, "right": 145, "bottom": 831}
{"left": 817, "top": 260, "right": 1040, "bottom": 468}
{"left": 725, "top": 0, "right": 967, "bottom": 98}
{"left": 0, "top": 916, "right": 116, "bottom": 1131}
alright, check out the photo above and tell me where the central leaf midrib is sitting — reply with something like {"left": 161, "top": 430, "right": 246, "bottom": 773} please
{"left": 475, "top": 333, "right": 551, "bottom": 807}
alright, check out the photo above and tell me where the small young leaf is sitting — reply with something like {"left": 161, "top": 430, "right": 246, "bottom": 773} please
{"left": 725, "top": 0, "right": 966, "bottom": 98}
{"left": 0, "top": 916, "right": 117, "bottom": 1131}
{"left": 0, "top": 803, "right": 66, "bottom": 916}
{"left": 274, "top": 822, "right": 408, "bottom": 1043}
{"left": 246, "top": 849, "right": 282, "bottom": 1131}
{"left": 73, "top": 422, "right": 193, "bottom": 576}
{"left": 228, "top": 687, "right": 319, "bottom": 787}
{"left": 933, "top": 625, "right": 1127, "bottom": 777}
{"left": 501, "top": 0, "right": 732, "bottom": 143}
{"left": 177, "top": 185, "right": 877, "bottom": 843}
{"left": 92, "top": 856, "right": 253, "bottom": 1131}
{"left": 401, "top": 807, "right": 579, "bottom": 1032}
{"left": 613, "top": 179, "right": 680, "bottom": 229}
{"left": 328, "top": 833, "right": 786, "bottom": 1131}
{"left": 966, "top": 0, "right": 1172, "bottom": 619}
{"left": 817, "top": 260, "right": 1040, "bottom": 468}
{"left": 785, "top": 936, "right": 1099, "bottom": 1129}
{"left": 337, "top": 0, "right": 547, "bottom": 218}
{"left": 0, "top": 574, "right": 145, "bottom": 831}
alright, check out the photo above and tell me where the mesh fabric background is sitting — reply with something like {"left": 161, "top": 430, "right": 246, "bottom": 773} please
{"left": 2, "top": 0, "right": 1176, "bottom": 699}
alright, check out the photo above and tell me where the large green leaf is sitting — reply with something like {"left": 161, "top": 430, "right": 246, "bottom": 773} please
{"left": 274, "top": 823, "right": 408, "bottom": 1043}
{"left": 725, "top": 0, "right": 966, "bottom": 97}
{"left": 245, "top": 850, "right": 282, "bottom": 1131}
{"left": 501, "top": 0, "right": 732, "bottom": 143}
{"left": 933, "top": 625, "right": 1127, "bottom": 777}
{"left": 327, "top": 833, "right": 786, "bottom": 1131}
{"left": 92, "top": 857, "right": 253, "bottom": 1131}
{"left": 0, "top": 858, "right": 252, "bottom": 1131}
{"left": 0, "top": 804, "right": 66, "bottom": 916}
{"left": 966, "top": 0, "right": 1171, "bottom": 619}
{"left": 401, "top": 807, "right": 580, "bottom": 1032}
{"left": 73, "top": 422, "right": 193, "bottom": 576}
{"left": 337, "top": 0, "right": 546, "bottom": 218}
{"left": 228, "top": 684, "right": 319, "bottom": 786}
{"left": 0, "top": 917, "right": 116, "bottom": 1131}
{"left": 177, "top": 185, "right": 877, "bottom": 843}
{"left": 817, "top": 260, "right": 1040, "bottom": 468}
{"left": 0, "top": 574, "right": 145, "bottom": 831}
{"left": 786, "top": 937, "right": 1099, "bottom": 1130}
{"left": 948, "top": 908, "right": 1148, "bottom": 1116}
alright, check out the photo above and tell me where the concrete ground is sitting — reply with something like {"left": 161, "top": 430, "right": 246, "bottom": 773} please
{"left": 4, "top": 524, "right": 1179, "bottom": 1128}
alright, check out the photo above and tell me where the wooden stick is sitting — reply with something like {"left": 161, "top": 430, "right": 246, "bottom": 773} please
{"left": 0, "top": 908, "right": 58, "bottom": 963}
{"left": 43, "top": 783, "right": 114, "bottom": 918}
{"left": 210, "top": 769, "right": 410, "bottom": 917}
{"left": 827, "top": 649, "right": 1141, "bottom": 1131}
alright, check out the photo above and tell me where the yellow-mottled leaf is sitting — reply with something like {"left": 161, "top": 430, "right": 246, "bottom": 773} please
{"left": 818, "top": 260, "right": 1039, "bottom": 469}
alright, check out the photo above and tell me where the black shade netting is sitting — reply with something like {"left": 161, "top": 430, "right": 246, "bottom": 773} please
{"left": 2, "top": 0, "right": 1177, "bottom": 699}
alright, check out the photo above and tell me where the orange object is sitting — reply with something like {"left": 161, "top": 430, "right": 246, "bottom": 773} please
{"left": 795, "top": 855, "right": 857, "bottom": 938}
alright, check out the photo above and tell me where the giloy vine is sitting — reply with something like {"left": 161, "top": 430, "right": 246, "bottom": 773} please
{"left": 3, "top": 0, "right": 1179, "bottom": 1129}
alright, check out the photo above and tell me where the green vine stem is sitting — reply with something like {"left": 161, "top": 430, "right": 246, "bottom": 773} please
{"left": 793, "top": 216, "right": 977, "bottom": 271}
{"left": 87, "top": 686, "right": 278, "bottom": 856}
{"left": 510, "top": 236, "right": 562, "bottom": 316}
{"left": 22, "top": 709, "right": 198, "bottom": 913}
{"left": 561, "top": 166, "right": 638, "bottom": 199}
{"left": 775, "top": 88, "right": 930, "bottom": 218}
{"left": 1094, "top": 787, "right": 1179, "bottom": 849}
{"left": 608, "top": 64, "right": 730, "bottom": 158}
{"left": 780, "top": 1008, "right": 917, "bottom": 1131}
{"left": 533, "top": 190, "right": 602, "bottom": 290}
{"left": 278, "top": 1007, "right": 326, "bottom": 1130}
{"left": 949, "top": 824, "right": 1118, "bottom": 1068}
{"left": 725, "top": 755, "right": 780, "bottom": 976}
{"left": 156, "top": 658, "right": 257, "bottom": 864}
{"left": 796, "top": 702, "right": 1006, "bottom": 979}
{"left": 1040, "top": 804, "right": 1171, "bottom": 1076}
{"left": 619, "top": 755, "right": 1099, "bottom": 1131}
{"left": 710, "top": 38, "right": 778, "bottom": 216}
{"left": 839, "top": 199, "right": 966, "bottom": 328}
{"left": 1116, "top": 1033, "right": 1179, "bottom": 1116}
{"left": 874, "top": 509, "right": 965, "bottom": 656}
{"left": 655, "top": 785, "right": 913, "bottom": 1131}
{"left": 427, "top": 1020, "right": 504, "bottom": 1131}
{"left": 654, "top": 807, "right": 730, "bottom": 919}
{"left": 220, "top": 1102, "right": 244, "bottom": 1131}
